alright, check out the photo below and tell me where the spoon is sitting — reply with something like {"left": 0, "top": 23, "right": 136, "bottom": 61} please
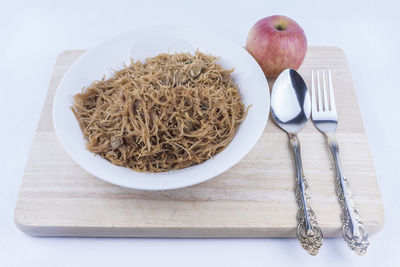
{"left": 271, "top": 69, "right": 323, "bottom": 255}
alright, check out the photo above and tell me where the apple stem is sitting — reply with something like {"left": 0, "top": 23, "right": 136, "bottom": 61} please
{"left": 275, "top": 24, "right": 286, "bottom": 31}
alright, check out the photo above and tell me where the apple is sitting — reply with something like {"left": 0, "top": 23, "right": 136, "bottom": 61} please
{"left": 246, "top": 15, "right": 307, "bottom": 78}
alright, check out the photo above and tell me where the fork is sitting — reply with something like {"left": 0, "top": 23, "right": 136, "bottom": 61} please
{"left": 311, "top": 69, "right": 369, "bottom": 255}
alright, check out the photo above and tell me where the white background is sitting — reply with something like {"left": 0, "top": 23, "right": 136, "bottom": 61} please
{"left": 1, "top": 0, "right": 399, "bottom": 266}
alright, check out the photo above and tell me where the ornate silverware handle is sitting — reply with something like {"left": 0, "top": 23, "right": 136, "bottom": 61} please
{"left": 326, "top": 133, "right": 369, "bottom": 255}
{"left": 288, "top": 134, "right": 323, "bottom": 255}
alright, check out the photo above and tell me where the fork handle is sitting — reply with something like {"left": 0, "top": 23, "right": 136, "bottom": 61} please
{"left": 288, "top": 134, "right": 323, "bottom": 255}
{"left": 326, "top": 133, "right": 369, "bottom": 255}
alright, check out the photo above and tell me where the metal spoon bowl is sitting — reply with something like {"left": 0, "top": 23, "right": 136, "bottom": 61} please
{"left": 271, "top": 69, "right": 310, "bottom": 133}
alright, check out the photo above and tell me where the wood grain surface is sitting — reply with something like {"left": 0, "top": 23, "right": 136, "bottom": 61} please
{"left": 14, "top": 47, "right": 384, "bottom": 237}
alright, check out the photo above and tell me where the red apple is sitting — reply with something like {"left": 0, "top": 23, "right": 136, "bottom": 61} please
{"left": 246, "top": 15, "right": 307, "bottom": 78}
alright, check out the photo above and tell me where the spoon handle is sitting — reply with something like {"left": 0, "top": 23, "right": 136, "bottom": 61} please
{"left": 288, "top": 134, "right": 323, "bottom": 255}
{"left": 326, "top": 133, "right": 369, "bottom": 255}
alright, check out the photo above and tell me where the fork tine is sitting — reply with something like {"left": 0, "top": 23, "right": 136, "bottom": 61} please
{"left": 328, "top": 70, "right": 336, "bottom": 113}
{"left": 311, "top": 70, "right": 318, "bottom": 114}
{"left": 316, "top": 70, "right": 323, "bottom": 112}
{"left": 322, "top": 70, "right": 329, "bottom": 111}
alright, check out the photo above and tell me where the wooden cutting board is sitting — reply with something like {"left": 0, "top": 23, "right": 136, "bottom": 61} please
{"left": 15, "top": 47, "right": 384, "bottom": 237}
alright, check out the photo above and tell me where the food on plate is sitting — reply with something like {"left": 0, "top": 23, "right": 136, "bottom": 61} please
{"left": 246, "top": 15, "right": 307, "bottom": 78}
{"left": 71, "top": 51, "right": 248, "bottom": 173}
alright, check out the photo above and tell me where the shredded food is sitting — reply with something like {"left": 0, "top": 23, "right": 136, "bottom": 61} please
{"left": 71, "top": 51, "right": 248, "bottom": 172}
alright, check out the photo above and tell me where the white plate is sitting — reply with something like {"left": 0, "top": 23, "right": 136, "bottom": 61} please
{"left": 53, "top": 25, "right": 270, "bottom": 190}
